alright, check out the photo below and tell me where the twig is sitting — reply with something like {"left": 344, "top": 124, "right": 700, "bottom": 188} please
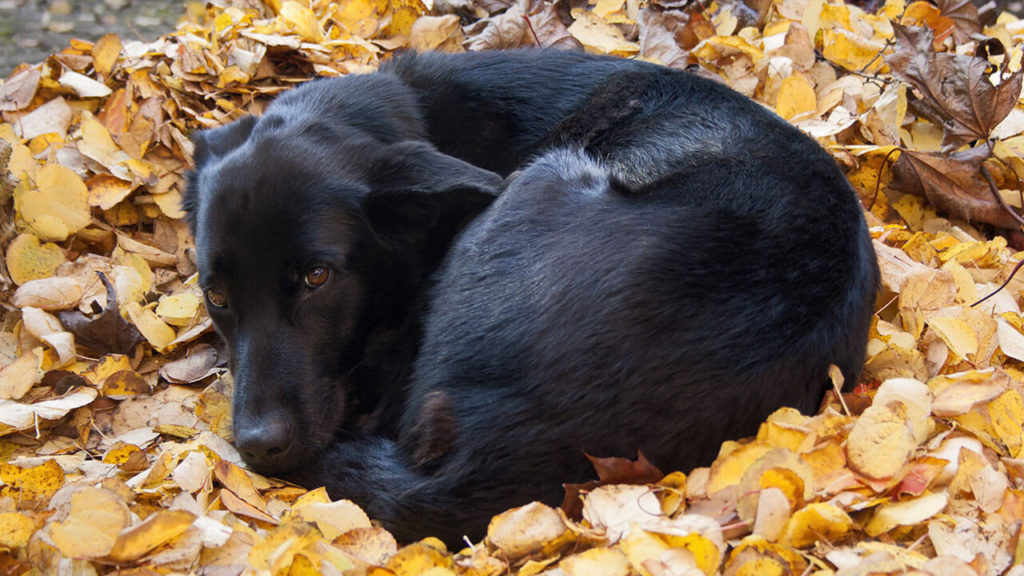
{"left": 868, "top": 147, "right": 900, "bottom": 211}
{"left": 523, "top": 15, "right": 541, "bottom": 47}
{"left": 971, "top": 162, "right": 1024, "bottom": 307}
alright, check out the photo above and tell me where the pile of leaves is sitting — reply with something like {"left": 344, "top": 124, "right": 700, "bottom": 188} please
{"left": 2, "top": 0, "right": 1024, "bottom": 573}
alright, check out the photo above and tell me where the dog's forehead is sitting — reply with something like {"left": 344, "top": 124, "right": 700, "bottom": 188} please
{"left": 194, "top": 159, "right": 362, "bottom": 282}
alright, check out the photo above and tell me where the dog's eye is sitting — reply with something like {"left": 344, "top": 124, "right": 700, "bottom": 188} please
{"left": 205, "top": 288, "right": 228, "bottom": 308}
{"left": 304, "top": 266, "right": 330, "bottom": 289}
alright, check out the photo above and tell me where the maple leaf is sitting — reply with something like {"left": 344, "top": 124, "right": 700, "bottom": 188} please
{"left": 58, "top": 272, "right": 144, "bottom": 356}
{"left": 885, "top": 24, "right": 1024, "bottom": 151}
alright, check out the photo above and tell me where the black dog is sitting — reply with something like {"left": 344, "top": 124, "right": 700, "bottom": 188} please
{"left": 185, "top": 50, "right": 878, "bottom": 544}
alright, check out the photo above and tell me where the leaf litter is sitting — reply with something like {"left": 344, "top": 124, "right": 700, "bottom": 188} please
{"left": 3, "top": 0, "right": 1024, "bottom": 573}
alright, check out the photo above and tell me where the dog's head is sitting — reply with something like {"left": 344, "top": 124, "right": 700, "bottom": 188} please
{"left": 184, "top": 110, "right": 500, "bottom": 474}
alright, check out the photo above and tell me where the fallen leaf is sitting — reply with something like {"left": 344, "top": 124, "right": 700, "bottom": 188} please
{"left": 846, "top": 400, "right": 918, "bottom": 481}
{"left": 14, "top": 164, "right": 90, "bottom": 242}
{"left": 92, "top": 33, "right": 123, "bottom": 80}
{"left": 106, "top": 509, "right": 196, "bottom": 562}
{"left": 49, "top": 487, "right": 130, "bottom": 559}
{"left": 4, "top": 233, "right": 66, "bottom": 286}
{"left": 885, "top": 23, "right": 1024, "bottom": 151}
{"left": 58, "top": 272, "right": 144, "bottom": 356}
{"left": 487, "top": 501, "right": 567, "bottom": 558}
{"left": 0, "top": 348, "right": 42, "bottom": 400}
{"left": 891, "top": 147, "right": 1018, "bottom": 229}
{"left": 864, "top": 491, "right": 948, "bottom": 536}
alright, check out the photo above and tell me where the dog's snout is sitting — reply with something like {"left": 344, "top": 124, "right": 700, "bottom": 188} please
{"left": 235, "top": 416, "right": 295, "bottom": 472}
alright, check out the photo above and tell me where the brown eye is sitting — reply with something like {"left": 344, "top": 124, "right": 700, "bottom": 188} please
{"left": 304, "top": 266, "right": 330, "bottom": 288}
{"left": 205, "top": 288, "right": 227, "bottom": 308}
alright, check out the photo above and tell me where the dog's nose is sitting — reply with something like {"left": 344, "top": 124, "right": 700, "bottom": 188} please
{"left": 235, "top": 417, "right": 294, "bottom": 472}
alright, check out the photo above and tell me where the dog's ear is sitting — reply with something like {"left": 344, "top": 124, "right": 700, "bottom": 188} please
{"left": 191, "top": 115, "right": 258, "bottom": 170}
{"left": 363, "top": 141, "right": 502, "bottom": 249}
{"left": 183, "top": 116, "right": 258, "bottom": 232}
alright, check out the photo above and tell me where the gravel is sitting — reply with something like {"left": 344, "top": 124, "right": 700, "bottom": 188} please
{"left": 0, "top": 0, "right": 183, "bottom": 75}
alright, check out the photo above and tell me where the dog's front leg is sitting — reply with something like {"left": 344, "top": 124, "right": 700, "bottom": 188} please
{"left": 280, "top": 436, "right": 468, "bottom": 545}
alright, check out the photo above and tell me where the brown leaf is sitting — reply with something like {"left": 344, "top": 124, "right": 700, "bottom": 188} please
{"left": 884, "top": 24, "right": 1024, "bottom": 151}
{"left": 638, "top": 9, "right": 689, "bottom": 68}
{"left": 0, "top": 68, "right": 40, "bottom": 112}
{"left": 891, "top": 147, "right": 1019, "bottom": 229}
{"left": 934, "top": 0, "right": 982, "bottom": 42}
{"left": 464, "top": 2, "right": 530, "bottom": 50}
{"left": 526, "top": 0, "right": 582, "bottom": 50}
{"left": 58, "top": 271, "right": 144, "bottom": 356}
{"left": 587, "top": 451, "right": 664, "bottom": 484}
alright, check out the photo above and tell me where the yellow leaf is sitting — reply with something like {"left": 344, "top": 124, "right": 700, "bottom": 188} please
{"left": 0, "top": 459, "right": 64, "bottom": 507}
{"left": 0, "top": 512, "right": 36, "bottom": 549}
{"left": 5, "top": 233, "right": 65, "bottom": 286}
{"left": 101, "top": 369, "right": 151, "bottom": 399}
{"left": 92, "top": 33, "right": 122, "bottom": 79}
{"left": 107, "top": 509, "right": 196, "bottom": 562}
{"left": 776, "top": 74, "right": 817, "bottom": 120}
{"left": 77, "top": 111, "right": 131, "bottom": 181}
{"left": 288, "top": 553, "right": 320, "bottom": 576}
{"left": 381, "top": 5, "right": 422, "bottom": 37}
{"left": 153, "top": 188, "right": 186, "bottom": 219}
{"left": 125, "top": 301, "right": 176, "bottom": 350}
{"left": 14, "top": 164, "right": 90, "bottom": 242}
{"left": 386, "top": 541, "right": 454, "bottom": 576}
{"left": 214, "top": 459, "right": 268, "bottom": 512}
{"left": 989, "top": 389, "right": 1024, "bottom": 458}
{"left": 864, "top": 491, "right": 947, "bottom": 536}
{"left": 333, "top": 526, "right": 398, "bottom": 565}
{"left": 0, "top": 348, "right": 42, "bottom": 400}
{"left": 846, "top": 401, "right": 917, "bottom": 480}
{"left": 560, "top": 547, "right": 630, "bottom": 576}
{"left": 409, "top": 15, "right": 463, "bottom": 52}
{"left": 756, "top": 408, "right": 810, "bottom": 452}
{"left": 779, "top": 503, "right": 851, "bottom": 548}
{"left": 657, "top": 531, "right": 722, "bottom": 576}
{"left": 332, "top": 0, "right": 381, "bottom": 38}
{"left": 820, "top": 28, "right": 886, "bottom": 72}
{"left": 82, "top": 354, "right": 132, "bottom": 386}
{"left": 692, "top": 35, "right": 764, "bottom": 63}
{"left": 249, "top": 522, "right": 319, "bottom": 571}
{"left": 487, "top": 502, "right": 568, "bottom": 558}
{"left": 156, "top": 293, "right": 201, "bottom": 327}
{"left": 279, "top": 1, "right": 324, "bottom": 42}
{"left": 296, "top": 500, "right": 371, "bottom": 540}
{"left": 86, "top": 173, "right": 133, "bottom": 210}
{"left": 102, "top": 442, "right": 142, "bottom": 464}
{"left": 706, "top": 442, "right": 773, "bottom": 494}
{"left": 620, "top": 528, "right": 670, "bottom": 576}
{"left": 567, "top": 8, "right": 640, "bottom": 56}
{"left": 49, "top": 487, "right": 129, "bottom": 559}
{"left": 726, "top": 536, "right": 807, "bottom": 575}
{"left": 928, "top": 316, "right": 979, "bottom": 360}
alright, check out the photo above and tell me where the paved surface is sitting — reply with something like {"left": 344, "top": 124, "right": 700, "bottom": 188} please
{"left": 1, "top": 0, "right": 1022, "bottom": 77}
{"left": 0, "top": 0, "right": 180, "bottom": 76}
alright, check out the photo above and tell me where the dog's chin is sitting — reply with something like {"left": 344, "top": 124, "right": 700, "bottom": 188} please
{"left": 240, "top": 441, "right": 318, "bottom": 477}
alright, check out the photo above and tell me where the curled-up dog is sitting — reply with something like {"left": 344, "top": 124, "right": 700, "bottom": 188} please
{"left": 185, "top": 50, "right": 879, "bottom": 544}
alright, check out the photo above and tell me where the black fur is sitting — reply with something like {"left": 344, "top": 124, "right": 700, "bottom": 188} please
{"left": 184, "top": 50, "right": 879, "bottom": 545}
